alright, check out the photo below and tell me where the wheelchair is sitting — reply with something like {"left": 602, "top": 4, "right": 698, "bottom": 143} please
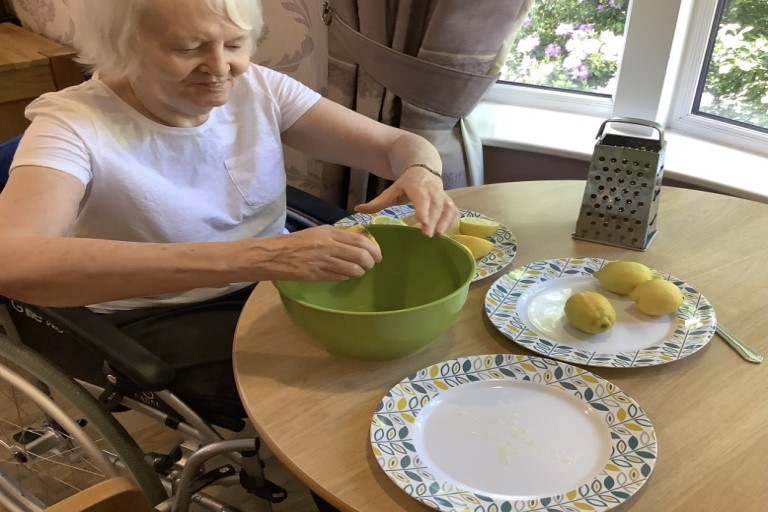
{"left": 0, "top": 134, "right": 350, "bottom": 511}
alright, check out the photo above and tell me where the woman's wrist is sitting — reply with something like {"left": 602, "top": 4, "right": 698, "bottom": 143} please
{"left": 403, "top": 163, "right": 442, "bottom": 179}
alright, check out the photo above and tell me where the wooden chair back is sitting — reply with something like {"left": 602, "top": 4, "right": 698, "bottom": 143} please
{"left": 45, "top": 476, "right": 154, "bottom": 512}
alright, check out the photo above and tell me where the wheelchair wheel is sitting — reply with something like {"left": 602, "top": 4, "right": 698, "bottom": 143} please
{"left": 0, "top": 334, "right": 167, "bottom": 509}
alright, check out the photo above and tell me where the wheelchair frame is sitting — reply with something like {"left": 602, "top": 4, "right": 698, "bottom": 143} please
{"left": 0, "top": 185, "right": 350, "bottom": 511}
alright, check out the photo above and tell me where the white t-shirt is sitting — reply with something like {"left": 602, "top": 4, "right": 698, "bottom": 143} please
{"left": 10, "top": 64, "right": 321, "bottom": 312}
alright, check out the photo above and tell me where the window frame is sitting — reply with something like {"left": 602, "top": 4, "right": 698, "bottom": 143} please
{"left": 488, "top": 0, "right": 768, "bottom": 157}
{"left": 666, "top": 0, "right": 768, "bottom": 152}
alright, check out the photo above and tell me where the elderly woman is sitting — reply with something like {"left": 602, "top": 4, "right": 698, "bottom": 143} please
{"left": 0, "top": 0, "right": 459, "bottom": 421}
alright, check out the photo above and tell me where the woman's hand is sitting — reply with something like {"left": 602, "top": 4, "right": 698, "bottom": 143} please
{"left": 281, "top": 100, "right": 459, "bottom": 236}
{"left": 353, "top": 166, "right": 461, "bottom": 237}
{"left": 245, "top": 225, "right": 382, "bottom": 281}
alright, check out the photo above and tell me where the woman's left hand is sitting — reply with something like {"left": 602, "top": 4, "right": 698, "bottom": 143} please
{"left": 353, "top": 166, "right": 460, "bottom": 237}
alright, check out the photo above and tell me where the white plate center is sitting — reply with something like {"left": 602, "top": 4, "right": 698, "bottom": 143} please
{"left": 413, "top": 379, "right": 611, "bottom": 499}
{"left": 518, "top": 276, "right": 679, "bottom": 353}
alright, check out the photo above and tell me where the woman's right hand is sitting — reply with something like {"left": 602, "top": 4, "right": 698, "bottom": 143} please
{"left": 244, "top": 225, "right": 382, "bottom": 281}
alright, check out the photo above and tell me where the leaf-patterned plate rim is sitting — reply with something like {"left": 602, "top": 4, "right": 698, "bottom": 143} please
{"left": 371, "top": 354, "right": 657, "bottom": 512}
{"left": 485, "top": 257, "right": 717, "bottom": 368}
{"left": 334, "top": 205, "right": 517, "bottom": 282}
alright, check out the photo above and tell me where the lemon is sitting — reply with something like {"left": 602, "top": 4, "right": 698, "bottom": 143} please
{"left": 403, "top": 213, "right": 460, "bottom": 235}
{"left": 445, "top": 222, "right": 461, "bottom": 236}
{"left": 629, "top": 279, "right": 684, "bottom": 316}
{"left": 459, "top": 217, "right": 500, "bottom": 238}
{"left": 564, "top": 291, "right": 616, "bottom": 334}
{"left": 452, "top": 234, "right": 494, "bottom": 259}
{"left": 370, "top": 215, "right": 406, "bottom": 226}
{"left": 343, "top": 224, "right": 368, "bottom": 234}
{"left": 593, "top": 261, "right": 654, "bottom": 295}
{"left": 400, "top": 213, "right": 425, "bottom": 230}
{"left": 342, "top": 224, "right": 378, "bottom": 246}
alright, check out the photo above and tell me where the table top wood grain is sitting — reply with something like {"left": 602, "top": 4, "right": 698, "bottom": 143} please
{"left": 234, "top": 180, "right": 768, "bottom": 512}
{"left": 0, "top": 22, "right": 63, "bottom": 72}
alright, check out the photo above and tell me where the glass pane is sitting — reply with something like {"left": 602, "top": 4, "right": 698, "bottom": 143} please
{"left": 694, "top": 0, "right": 768, "bottom": 131}
{"left": 499, "top": 0, "right": 628, "bottom": 96}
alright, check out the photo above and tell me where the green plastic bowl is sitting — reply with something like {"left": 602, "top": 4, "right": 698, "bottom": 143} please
{"left": 274, "top": 224, "right": 476, "bottom": 359}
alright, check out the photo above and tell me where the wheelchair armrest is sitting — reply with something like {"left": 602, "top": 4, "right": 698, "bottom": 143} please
{"left": 29, "top": 305, "right": 175, "bottom": 391}
{"left": 4, "top": 186, "right": 345, "bottom": 390}
{"left": 286, "top": 185, "right": 350, "bottom": 227}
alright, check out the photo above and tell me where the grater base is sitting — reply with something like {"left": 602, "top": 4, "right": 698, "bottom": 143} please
{"left": 571, "top": 230, "right": 658, "bottom": 252}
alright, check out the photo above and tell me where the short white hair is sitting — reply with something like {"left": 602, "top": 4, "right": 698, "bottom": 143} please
{"left": 73, "top": 0, "right": 264, "bottom": 80}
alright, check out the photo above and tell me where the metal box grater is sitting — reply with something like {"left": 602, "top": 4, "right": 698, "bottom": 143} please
{"left": 573, "top": 117, "right": 667, "bottom": 251}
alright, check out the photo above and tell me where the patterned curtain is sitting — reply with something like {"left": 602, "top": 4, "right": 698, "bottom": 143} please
{"left": 325, "top": 0, "right": 533, "bottom": 209}
{"left": 255, "top": 0, "right": 345, "bottom": 204}
{"left": 9, "top": 0, "right": 76, "bottom": 44}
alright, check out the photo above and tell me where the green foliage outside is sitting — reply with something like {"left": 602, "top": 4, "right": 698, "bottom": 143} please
{"left": 501, "top": 0, "right": 767, "bottom": 129}
{"left": 700, "top": 0, "right": 767, "bottom": 128}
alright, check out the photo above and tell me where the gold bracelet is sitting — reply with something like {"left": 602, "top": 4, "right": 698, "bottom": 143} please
{"left": 405, "top": 163, "right": 442, "bottom": 179}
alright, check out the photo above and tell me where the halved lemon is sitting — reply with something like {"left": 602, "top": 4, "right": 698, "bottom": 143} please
{"left": 400, "top": 213, "right": 460, "bottom": 235}
{"left": 342, "top": 224, "right": 378, "bottom": 246}
{"left": 343, "top": 224, "right": 370, "bottom": 234}
{"left": 370, "top": 215, "right": 407, "bottom": 226}
{"left": 459, "top": 217, "right": 500, "bottom": 239}
{"left": 452, "top": 234, "right": 494, "bottom": 260}
{"left": 400, "top": 213, "right": 420, "bottom": 227}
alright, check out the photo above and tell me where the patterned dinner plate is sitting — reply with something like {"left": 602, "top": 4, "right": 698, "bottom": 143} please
{"left": 485, "top": 257, "right": 717, "bottom": 368}
{"left": 334, "top": 205, "right": 517, "bottom": 282}
{"left": 371, "top": 354, "right": 657, "bottom": 512}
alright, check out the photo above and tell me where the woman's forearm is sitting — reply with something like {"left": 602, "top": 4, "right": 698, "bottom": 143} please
{"left": 384, "top": 131, "right": 443, "bottom": 181}
{"left": 0, "top": 236, "right": 256, "bottom": 306}
{"left": 0, "top": 226, "right": 380, "bottom": 307}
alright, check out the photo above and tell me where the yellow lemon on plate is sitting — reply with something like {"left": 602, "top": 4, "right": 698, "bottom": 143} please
{"left": 343, "top": 224, "right": 369, "bottom": 234}
{"left": 402, "top": 213, "right": 460, "bottom": 235}
{"left": 564, "top": 291, "right": 616, "bottom": 334}
{"left": 445, "top": 222, "right": 461, "bottom": 236}
{"left": 400, "top": 213, "right": 424, "bottom": 230}
{"left": 629, "top": 279, "right": 684, "bottom": 316}
{"left": 452, "top": 234, "right": 494, "bottom": 260}
{"left": 342, "top": 224, "right": 378, "bottom": 246}
{"left": 459, "top": 217, "right": 500, "bottom": 239}
{"left": 593, "top": 261, "right": 654, "bottom": 295}
{"left": 370, "top": 215, "right": 407, "bottom": 226}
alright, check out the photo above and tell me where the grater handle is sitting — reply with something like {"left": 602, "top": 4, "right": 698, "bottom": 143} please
{"left": 596, "top": 117, "right": 665, "bottom": 146}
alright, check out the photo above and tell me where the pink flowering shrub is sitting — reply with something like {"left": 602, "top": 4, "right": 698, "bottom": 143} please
{"left": 501, "top": 0, "right": 627, "bottom": 94}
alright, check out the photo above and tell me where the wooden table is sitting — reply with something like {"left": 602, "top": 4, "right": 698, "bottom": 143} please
{"left": 233, "top": 181, "right": 768, "bottom": 512}
{"left": 0, "top": 23, "right": 83, "bottom": 140}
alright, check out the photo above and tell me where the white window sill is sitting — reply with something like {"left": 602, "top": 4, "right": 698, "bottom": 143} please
{"left": 469, "top": 102, "right": 768, "bottom": 204}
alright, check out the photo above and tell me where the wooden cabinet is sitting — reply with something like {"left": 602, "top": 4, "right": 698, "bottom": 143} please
{"left": 0, "top": 22, "right": 85, "bottom": 140}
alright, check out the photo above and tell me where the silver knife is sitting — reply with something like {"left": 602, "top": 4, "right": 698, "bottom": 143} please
{"left": 716, "top": 325, "right": 763, "bottom": 363}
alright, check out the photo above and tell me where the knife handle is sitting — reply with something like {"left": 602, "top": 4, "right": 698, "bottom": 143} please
{"left": 716, "top": 325, "right": 763, "bottom": 364}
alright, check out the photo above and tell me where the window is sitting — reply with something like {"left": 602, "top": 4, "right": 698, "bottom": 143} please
{"left": 488, "top": 0, "right": 768, "bottom": 156}
{"left": 693, "top": 0, "right": 767, "bottom": 132}
{"left": 500, "top": 0, "right": 628, "bottom": 97}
